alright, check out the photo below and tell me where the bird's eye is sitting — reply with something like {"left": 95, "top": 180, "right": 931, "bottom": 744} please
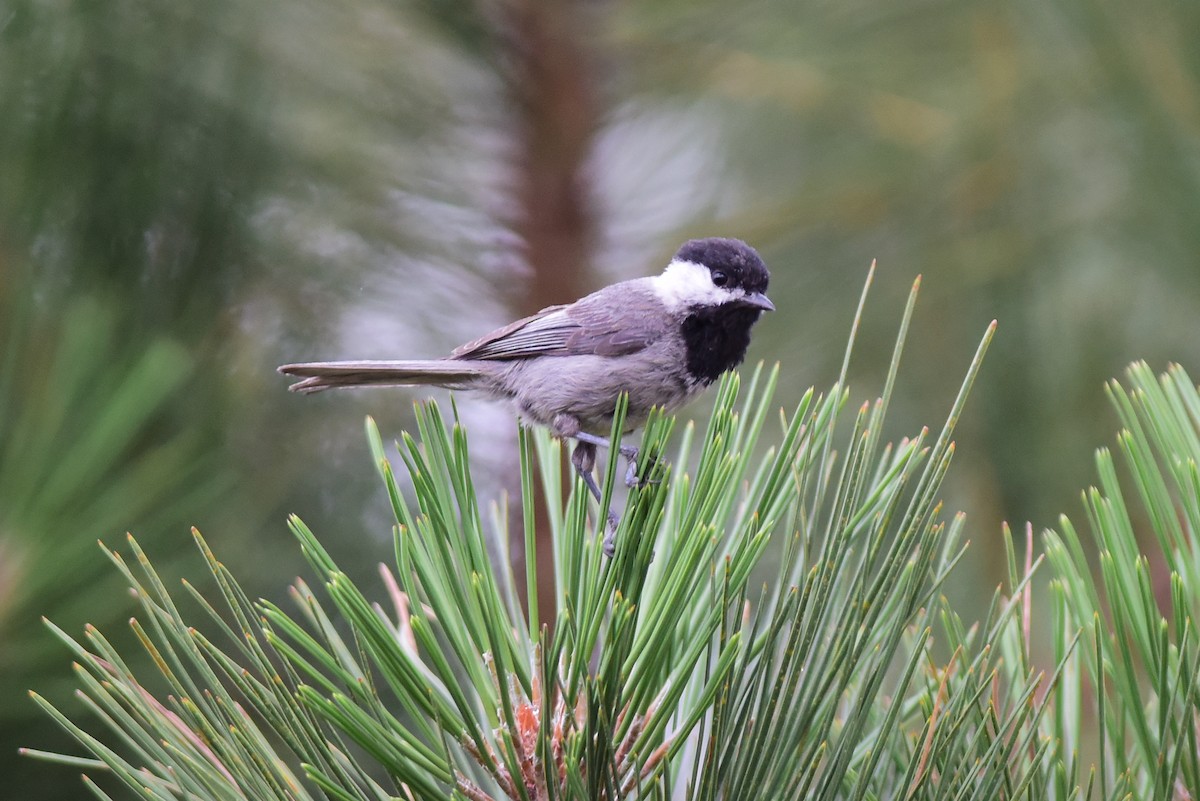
{"left": 711, "top": 270, "right": 729, "bottom": 287}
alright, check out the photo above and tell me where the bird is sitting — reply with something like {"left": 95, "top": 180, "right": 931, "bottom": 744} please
{"left": 279, "top": 237, "right": 774, "bottom": 555}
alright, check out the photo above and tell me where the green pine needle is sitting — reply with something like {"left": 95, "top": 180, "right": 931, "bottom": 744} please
{"left": 31, "top": 277, "right": 1200, "bottom": 800}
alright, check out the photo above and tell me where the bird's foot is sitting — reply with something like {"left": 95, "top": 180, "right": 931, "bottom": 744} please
{"left": 602, "top": 512, "right": 618, "bottom": 558}
{"left": 619, "top": 445, "right": 664, "bottom": 489}
{"left": 571, "top": 434, "right": 665, "bottom": 557}
{"left": 572, "top": 441, "right": 621, "bottom": 557}
{"left": 574, "top": 433, "right": 662, "bottom": 489}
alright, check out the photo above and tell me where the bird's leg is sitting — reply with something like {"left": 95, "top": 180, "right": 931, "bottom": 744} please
{"left": 569, "top": 440, "right": 600, "bottom": 501}
{"left": 572, "top": 431, "right": 652, "bottom": 489}
{"left": 571, "top": 441, "right": 619, "bottom": 556}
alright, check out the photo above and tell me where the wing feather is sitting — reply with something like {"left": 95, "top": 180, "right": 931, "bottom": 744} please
{"left": 449, "top": 305, "right": 575, "bottom": 360}
{"left": 449, "top": 282, "right": 667, "bottom": 362}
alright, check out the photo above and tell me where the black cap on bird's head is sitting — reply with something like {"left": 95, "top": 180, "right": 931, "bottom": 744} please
{"left": 648, "top": 237, "right": 775, "bottom": 384}
{"left": 667, "top": 237, "right": 774, "bottom": 312}
{"left": 675, "top": 238, "right": 770, "bottom": 295}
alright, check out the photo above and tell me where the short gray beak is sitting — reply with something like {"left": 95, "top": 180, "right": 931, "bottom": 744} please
{"left": 741, "top": 291, "right": 775, "bottom": 312}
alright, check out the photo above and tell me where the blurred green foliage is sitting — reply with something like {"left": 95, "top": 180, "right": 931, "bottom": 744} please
{"left": 0, "top": 0, "right": 275, "bottom": 330}
{"left": 3, "top": 0, "right": 1200, "bottom": 796}
{"left": 0, "top": 293, "right": 227, "bottom": 712}
{"left": 0, "top": 0, "right": 278, "bottom": 795}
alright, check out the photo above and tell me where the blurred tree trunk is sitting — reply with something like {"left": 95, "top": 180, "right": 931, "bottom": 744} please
{"left": 508, "top": 0, "right": 598, "bottom": 307}
{"left": 504, "top": 0, "right": 601, "bottom": 626}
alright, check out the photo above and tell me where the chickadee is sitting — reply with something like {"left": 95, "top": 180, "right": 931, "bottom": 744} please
{"left": 279, "top": 237, "right": 774, "bottom": 555}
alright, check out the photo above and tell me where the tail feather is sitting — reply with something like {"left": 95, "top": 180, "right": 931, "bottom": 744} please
{"left": 277, "top": 360, "right": 484, "bottom": 394}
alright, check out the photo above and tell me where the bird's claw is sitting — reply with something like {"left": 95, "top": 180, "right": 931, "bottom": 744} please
{"left": 603, "top": 513, "right": 618, "bottom": 558}
{"left": 620, "top": 446, "right": 664, "bottom": 489}
{"left": 571, "top": 436, "right": 663, "bottom": 557}
{"left": 623, "top": 461, "right": 640, "bottom": 488}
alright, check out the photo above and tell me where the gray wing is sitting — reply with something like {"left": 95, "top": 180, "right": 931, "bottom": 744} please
{"left": 450, "top": 281, "right": 667, "bottom": 361}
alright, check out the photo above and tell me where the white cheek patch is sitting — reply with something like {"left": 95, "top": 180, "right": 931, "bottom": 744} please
{"left": 652, "top": 259, "right": 742, "bottom": 312}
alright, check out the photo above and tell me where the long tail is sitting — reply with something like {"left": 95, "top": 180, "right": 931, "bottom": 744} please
{"left": 277, "top": 360, "right": 485, "bottom": 394}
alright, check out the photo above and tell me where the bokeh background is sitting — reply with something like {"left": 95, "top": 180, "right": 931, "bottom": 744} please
{"left": 3, "top": 0, "right": 1199, "bottom": 797}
